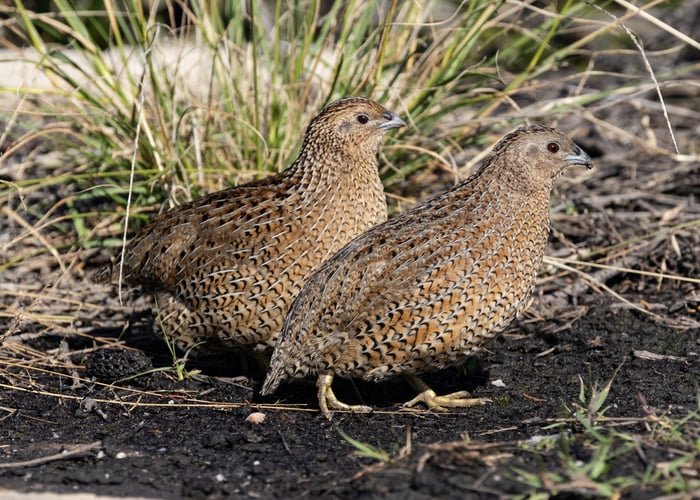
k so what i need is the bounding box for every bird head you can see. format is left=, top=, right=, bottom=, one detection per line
left=486, top=124, right=593, bottom=191
left=301, top=97, right=406, bottom=161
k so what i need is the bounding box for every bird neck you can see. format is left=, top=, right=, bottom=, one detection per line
left=447, top=166, right=553, bottom=234
left=286, top=149, right=383, bottom=198
left=471, top=159, right=553, bottom=199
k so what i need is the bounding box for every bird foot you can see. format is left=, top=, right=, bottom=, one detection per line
left=317, top=373, right=373, bottom=420
left=402, top=389, right=488, bottom=412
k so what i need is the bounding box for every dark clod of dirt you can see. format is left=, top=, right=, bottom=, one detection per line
left=84, top=347, right=153, bottom=382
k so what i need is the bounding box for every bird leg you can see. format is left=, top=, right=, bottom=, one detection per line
left=402, top=375, right=488, bottom=411
left=317, top=373, right=373, bottom=419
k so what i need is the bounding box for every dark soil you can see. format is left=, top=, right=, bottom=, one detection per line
left=1, top=294, right=699, bottom=499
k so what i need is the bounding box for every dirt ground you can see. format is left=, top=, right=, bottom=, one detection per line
left=0, top=292, right=698, bottom=499
left=2, top=41, right=700, bottom=500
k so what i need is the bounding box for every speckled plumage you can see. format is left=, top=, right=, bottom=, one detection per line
left=261, top=125, right=593, bottom=417
left=100, top=97, right=405, bottom=352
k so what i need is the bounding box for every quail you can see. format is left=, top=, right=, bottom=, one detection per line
left=99, top=97, right=406, bottom=353
left=261, top=125, right=593, bottom=418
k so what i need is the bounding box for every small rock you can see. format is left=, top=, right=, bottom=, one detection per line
left=245, top=412, right=266, bottom=425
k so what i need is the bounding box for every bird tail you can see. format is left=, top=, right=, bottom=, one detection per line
left=261, top=350, right=315, bottom=395
left=261, top=342, right=305, bottom=395
left=260, top=364, right=284, bottom=396
left=262, top=296, right=320, bottom=395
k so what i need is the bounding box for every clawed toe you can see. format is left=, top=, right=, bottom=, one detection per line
left=402, top=388, right=488, bottom=411
left=317, top=373, right=373, bottom=419
left=403, top=375, right=489, bottom=412
left=323, top=398, right=373, bottom=419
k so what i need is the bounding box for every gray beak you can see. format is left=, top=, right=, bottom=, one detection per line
left=565, top=144, right=593, bottom=169
left=378, top=111, right=407, bottom=130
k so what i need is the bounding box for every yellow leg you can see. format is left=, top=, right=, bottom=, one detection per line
left=403, top=375, right=489, bottom=411
left=317, top=373, right=373, bottom=419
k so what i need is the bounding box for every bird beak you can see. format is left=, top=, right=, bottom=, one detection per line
left=565, top=145, right=593, bottom=170
left=378, top=112, right=407, bottom=130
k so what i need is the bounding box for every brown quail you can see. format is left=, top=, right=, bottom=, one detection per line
left=261, top=125, right=593, bottom=418
left=100, top=97, right=405, bottom=353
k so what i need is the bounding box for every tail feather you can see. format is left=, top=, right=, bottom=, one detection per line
left=261, top=355, right=312, bottom=395
left=260, top=362, right=287, bottom=396
left=260, top=353, right=292, bottom=396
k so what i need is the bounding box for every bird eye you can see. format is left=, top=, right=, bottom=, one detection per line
left=356, top=113, right=370, bottom=124
left=547, top=142, right=560, bottom=153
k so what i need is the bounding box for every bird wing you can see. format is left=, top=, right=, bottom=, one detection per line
left=278, top=211, right=455, bottom=365
left=276, top=189, right=518, bottom=381
left=121, top=181, right=290, bottom=291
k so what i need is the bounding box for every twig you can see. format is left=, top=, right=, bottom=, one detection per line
left=592, top=0, right=681, bottom=153
left=0, top=441, right=102, bottom=469
left=0, top=405, right=17, bottom=416
left=547, top=258, right=662, bottom=320
left=276, top=429, right=292, bottom=455
left=613, top=0, right=700, bottom=51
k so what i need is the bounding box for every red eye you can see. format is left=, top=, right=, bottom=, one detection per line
left=356, top=114, right=370, bottom=124
left=547, top=142, right=560, bottom=153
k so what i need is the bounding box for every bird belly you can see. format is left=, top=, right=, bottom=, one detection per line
left=333, top=243, right=542, bottom=383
